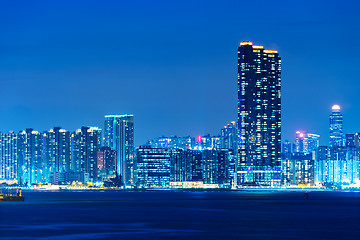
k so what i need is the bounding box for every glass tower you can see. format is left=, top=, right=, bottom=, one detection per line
left=329, top=104, right=344, bottom=147
left=104, top=115, right=134, bottom=186
left=237, top=41, right=281, bottom=185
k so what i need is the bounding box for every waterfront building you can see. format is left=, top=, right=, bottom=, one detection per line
left=44, top=127, right=71, bottom=180
left=18, top=129, right=44, bottom=184
left=50, top=171, right=89, bottom=184
left=136, top=147, right=231, bottom=188
left=329, top=105, right=344, bottom=147
left=282, top=153, right=315, bottom=186
left=185, top=149, right=203, bottom=181
left=237, top=41, right=281, bottom=186
left=104, top=115, right=134, bottom=186
left=315, top=146, right=359, bottom=185
left=0, top=132, right=19, bottom=180
left=202, top=149, right=229, bottom=185
left=97, top=146, right=117, bottom=180
left=72, top=127, right=99, bottom=182
left=136, top=147, right=172, bottom=188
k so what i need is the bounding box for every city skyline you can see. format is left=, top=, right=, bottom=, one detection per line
left=1, top=1, right=360, bottom=147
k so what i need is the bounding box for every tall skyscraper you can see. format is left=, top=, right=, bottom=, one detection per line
left=18, top=129, right=44, bottom=184
left=72, top=127, right=99, bottom=182
left=0, top=132, right=19, bottom=181
left=329, top=105, right=344, bottom=147
left=44, top=127, right=71, bottom=178
left=104, top=115, right=134, bottom=186
left=237, top=41, right=281, bottom=185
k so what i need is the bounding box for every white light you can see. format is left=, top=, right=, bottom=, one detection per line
left=332, top=104, right=341, bottom=111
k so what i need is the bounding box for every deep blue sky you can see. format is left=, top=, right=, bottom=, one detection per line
left=1, top=0, right=359, bottom=146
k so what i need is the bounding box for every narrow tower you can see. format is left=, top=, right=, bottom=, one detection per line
left=329, top=104, right=344, bottom=147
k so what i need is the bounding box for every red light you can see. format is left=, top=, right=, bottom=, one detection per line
left=197, top=135, right=202, bottom=143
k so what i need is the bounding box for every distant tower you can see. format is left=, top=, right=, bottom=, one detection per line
left=329, top=105, right=344, bottom=147
left=294, top=131, right=305, bottom=153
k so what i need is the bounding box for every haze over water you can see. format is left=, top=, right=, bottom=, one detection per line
left=1, top=190, right=359, bottom=239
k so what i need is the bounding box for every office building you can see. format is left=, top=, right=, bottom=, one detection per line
left=237, top=41, right=282, bottom=186
left=136, top=147, right=172, bottom=188
left=329, top=105, right=344, bottom=147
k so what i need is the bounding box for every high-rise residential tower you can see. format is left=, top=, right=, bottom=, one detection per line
left=237, top=41, right=282, bottom=185
left=18, top=129, right=44, bottom=184
left=329, top=104, right=344, bottom=147
left=72, top=127, right=99, bottom=182
left=44, top=127, right=71, bottom=179
left=104, top=115, right=134, bottom=186
left=0, top=132, right=19, bottom=181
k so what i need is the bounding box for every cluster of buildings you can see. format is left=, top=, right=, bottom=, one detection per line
left=137, top=121, right=238, bottom=188
left=0, top=115, right=134, bottom=186
left=283, top=105, right=360, bottom=187
left=0, top=41, right=358, bottom=189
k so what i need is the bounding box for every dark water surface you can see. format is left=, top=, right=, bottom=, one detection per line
left=1, top=190, right=360, bottom=239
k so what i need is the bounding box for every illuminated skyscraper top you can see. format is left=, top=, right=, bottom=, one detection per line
left=329, top=104, right=344, bottom=147
left=237, top=41, right=281, bottom=169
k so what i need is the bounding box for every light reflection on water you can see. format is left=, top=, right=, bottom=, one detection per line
left=0, top=190, right=359, bottom=239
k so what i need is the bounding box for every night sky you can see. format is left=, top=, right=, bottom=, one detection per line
left=1, top=0, right=359, bottom=146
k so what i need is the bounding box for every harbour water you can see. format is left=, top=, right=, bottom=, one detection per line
left=0, top=190, right=359, bottom=239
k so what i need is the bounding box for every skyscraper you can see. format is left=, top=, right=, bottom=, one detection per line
left=18, top=129, right=44, bottom=184
left=72, top=127, right=99, bottom=182
left=329, top=104, right=344, bottom=147
left=237, top=41, right=281, bottom=185
left=44, top=127, right=71, bottom=178
left=104, top=115, right=134, bottom=186
left=0, top=132, right=19, bottom=181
